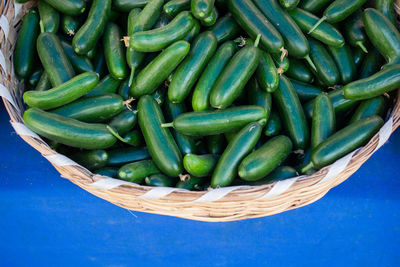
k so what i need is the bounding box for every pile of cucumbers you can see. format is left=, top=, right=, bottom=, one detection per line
left=14, top=0, right=400, bottom=190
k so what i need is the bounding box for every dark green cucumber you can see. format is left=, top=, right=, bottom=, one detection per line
left=290, top=79, right=323, bottom=102
left=200, top=6, right=218, bottom=27
left=38, top=1, right=60, bottom=33
left=43, top=0, right=86, bottom=16
left=344, top=65, right=400, bottom=100
left=130, top=41, right=190, bottom=97
left=61, top=39, right=94, bottom=73
left=311, top=93, right=336, bottom=149
left=353, top=47, right=365, bottom=68
left=163, top=105, right=267, bottom=136
left=118, top=160, right=160, bottom=183
left=272, top=52, right=290, bottom=74
left=169, top=31, right=217, bottom=103
left=71, top=149, right=108, bottom=170
left=128, top=11, right=195, bottom=52
left=349, top=96, right=386, bottom=124
left=374, top=0, right=396, bottom=25
left=227, top=0, right=284, bottom=53
left=92, top=46, right=107, bottom=78
left=28, top=69, right=43, bottom=89
left=108, top=110, right=137, bottom=136
left=253, top=0, right=310, bottom=58
left=61, top=15, right=82, bottom=36
left=164, top=99, right=198, bottom=155
left=95, top=167, right=119, bottom=178
left=302, top=116, right=383, bottom=172
left=256, top=51, right=279, bottom=92
left=118, top=79, right=130, bottom=100
left=363, top=8, right=400, bottom=67
left=249, top=166, right=297, bottom=185
left=14, top=9, right=39, bottom=79
left=192, top=40, right=237, bottom=111
left=152, top=87, right=166, bottom=106
left=24, top=108, right=116, bottom=149
left=210, top=37, right=260, bottom=109
left=308, top=38, right=340, bottom=87
left=273, top=75, right=309, bottom=150
left=37, top=33, right=75, bottom=86
left=145, top=174, right=176, bottom=187
left=211, top=122, right=262, bottom=187
left=246, top=79, right=272, bottom=122
left=183, top=154, right=219, bottom=177
left=300, top=0, right=330, bottom=13
left=191, top=0, right=215, bottom=19
left=264, top=111, right=282, bottom=137
left=164, top=0, right=191, bottom=18
left=238, top=135, right=292, bottom=181
left=113, top=0, right=149, bottom=11
left=343, top=10, right=369, bottom=53
left=103, top=23, right=128, bottom=80
left=183, top=19, right=200, bottom=42
left=153, top=13, right=171, bottom=28
left=279, top=0, right=299, bottom=10
left=72, top=0, right=111, bottom=55
left=138, top=95, right=183, bottom=177
left=289, top=8, right=344, bottom=48
left=35, top=71, right=51, bottom=91
left=176, top=176, right=205, bottom=190
left=86, top=74, right=121, bottom=97
left=209, top=14, right=240, bottom=43
left=206, top=134, right=226, bottom=154
left=286, top=58, right=314, bottom=84
left=107, top=147, right=150, bottom=167
left=123, top=130, right=144, bottom=147
left=23, top=72, right=99, bottom=110
left=327, top=44, right=356, bottom=85
left=359, top=49, right=385, bottom=79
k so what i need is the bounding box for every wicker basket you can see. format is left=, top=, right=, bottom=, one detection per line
left=1, top=0, right=400, bottom=222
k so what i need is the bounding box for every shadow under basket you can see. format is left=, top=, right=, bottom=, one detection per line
left=1, top=0, right=400, bottom=222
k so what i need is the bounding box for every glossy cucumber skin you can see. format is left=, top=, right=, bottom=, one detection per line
left=272, top=52, right=290, bottom=73
left=129, top=11, right=195, bottom=52
left=206, top=134, right=226, bottom=154
left=323, top=0, right=367, bottom=23
left=153, top=13, right=171, bottom=28
left=28, top=69, right=43, bottom=89
left=253, top=0, right=309, bottom=58
left=51, top=94, right=124, bottom=123
left=138, top=95, right=183, bottom=177
left=164, top=0, right=191, bottom=18
left=176, top=176, right=205, bottom=190
left=118, top=160, right=160, bottom=183
left=349, top=96, right=386, bottom=124
left=200, top=6, right=218, bottom=27
left=103, top=23, right=128, bottom=80
left=289, top=8, right=344, bottom=47
left=169, top=32, right=218, bottom=103
left=211, top=122, right=262, bottom=188
left=72, top=0, right=111, bottom=55
left=23, top=72, right=99, bottom=110
left=279, top=0, right=299, bottom=10
left=210, top=45, right=260, bottom=109
left=344, top=65, right=400, bottom=100
left=35, top=71, right=51, bottom=91
left=353, top=47, right=365, bottom=69
left=209, top=14, right=240, bottom=43
left=249, top=166, right=297, bottom=185
left=191, top=0, right=215, bottom=19
left=256, top=51, right=279, bottom=92
left=61, top=15, right=82, bottom=36
left=327, top=44, right=356, bottom=85
left=363, top=8, right=400, bottom=66
left=311, top=94, right=336, bottom=149
left=300, top=0, right=330, bottom=13
left=38, top=1, right=60, bottom=33
left=60, top=39, right=94, bottom=73
left=164, top=99, right=198, bottom=155
left=227, top=0, right=284, bottom=53
left=145, top=174, right=176, bottom=187
left=359, top=49, right=384, bottom=79
left=37, top=33, right=75, bottom=86
left=130, top=41, right=190, bottom=97
left=344, top=10, right=368, bottom=50
left=118, top=79, right=130, bottom=100
left=264, top=111, right=282, bottom=137
left=24, top=108, right=116, bottom=149
left=108, top=110, right=137, bottom=136
left=14, top=9, right=39, bottom=79
left=43, top=0, right=86, bottom=16
left=246, top=79, right=272, bottom=123
left=286, top=58, right=314, bottom=84
left=113, top=0, right=149, bottom=11
left=107, top=147, right=150, bottom=167
left=95, top=167, right=119, bottom=178
left=183, top=154, right=219, bottom=177
left=171, top=106, right=267, bottom=136
left=308, top=39, right=340, bottom=87
left=71, top=150, right=108, bottom=170
left=290, top=79, right=322, bottom=102
left=374, top=0, right=396, bottom=25
left=86, top=74, right=121, bottom=97
left=192, top=41, right=237, bottom=111
left=273, top=76, right=309, bottom=150
left=123, top=130, right=144, bottom=147
left=183, top=19, right=201, bottom=42
left=310, top=116, right=383, bottom=170
left=239, top=135, right=293, bottom=181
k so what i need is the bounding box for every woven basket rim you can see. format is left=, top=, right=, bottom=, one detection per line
left=1, top=0, right=400, bottom=222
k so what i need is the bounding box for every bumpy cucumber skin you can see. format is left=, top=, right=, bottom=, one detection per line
left=374, top=0, right=396, bottom=25
left=71, top=150, right=108, bottom=170
left=273, top=75, right=309, bottom=150
left=169, top=31, right=218, bottom=103
left=246, top=79, right=272, bottom=123
left=86, top=74, right=121, bottom=97
left=130, top=41, right=190, bottom=97
left=191, top=0, right=215, bottom=19
left=38, top=1, right=60, bottom=33
left=108, top=110, right=137, bottom=136
left=72, top=0, right=111, bottom=55
left=290, top=79, right=322, bottom=102
left=164, top=0, right=191, bottom=18
left=211, top=122, right=262, bottom=187
left=209, top=14, right=240, bottom=43
left=349, top=96, right=386, bottom=124
left=300, top=0, right=330, bottom=13
left=103, top=23, right=128, bottom=80
left=43, top=0, right=86, bottom=16
left=107, top=147, right=150, bottom=167
left=285, top=58, right=314, bottom=84
left=311, top=93, right=336, bottom=149
left=24, top=108, right=116, bottom=149
left=14, top=9, right=39, bottom=79
left=61, top=39, right=94, bottom=74
left=138, top=95, right=183, bottom=177
left=183, top=154, right=219, bottom=177
left=323, top=0, right=367, bottom=23
left=264, top=111, right=282, bottom=137
left=256, top=51, right=280, bottom=92
left=118, top=160, right=160, bottom=183
left=327, top=44, right=356, bottom=85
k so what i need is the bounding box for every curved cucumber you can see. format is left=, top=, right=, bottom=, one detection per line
left=327, top=44, right=356, bottom=85
left=86, top=74, right=121, bottom=97
left=108, top=110, right=137, bottom=136
left=256, top=50, right=279, bottom=92
left=107, top=147, right=150, bottom=167
left=43, top=0, right=86, bottom=16
left=209, top=14, right=240, bottom=43
left=264, top=111, right=282, bottom=137
left=290, top=79, right=322, bottom=102
left=311, top=93, right=336, bottom=149
left=103, top=22, right=128, bottom=80
left=118, top=160, right=160, bottom=183
left=183, top=154, right=219, bottom=177
left=61, top=39, right=94, bottom=73
left=38, top=1, right=60, bottom=33
left=286, top=58, right=314, bottom=84
left=71, top=150, right=108, bottom=170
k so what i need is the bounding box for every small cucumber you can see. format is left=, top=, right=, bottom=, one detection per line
left=103, top=23, right=128, bottom=80
left=38, top=1, right=60, bottom=33
left=123, top=130, right=144, bottom=147
left=343, top=10, right=369, bottom=53
left=256, top=50, right=280, bottom=92
left=145, top=174, right=176, bottom=187
left=349, top=96, right=386, bottom=124
left=118, top=160, right=160, bottom=183
left=279, top=0, right=299, bottom=10
left=272, top=52, right=290, bottom=74
left=191, top=0, right=215, bottom=19
left=108, top=110, right=137, bottom=136
left=209, top=14, right=240, bottom=43
left=327, top=44, right=356, bottom=85
left=86, top=74, right=121, bottom=97
left=290, top=79, right=323, bottom=102
left=61, top=15, right=82, bottom=36
left=183, top=154, right=219, bottom=177
left=118, top=79, right=130, bottom=100
left=286, top=58, right=314, bottom=84
left=107, top=147, right=150, bottom=167
left=176, top=176, right=205, bottom=190
left=311, top=93, right=336, bottom=149
left=61, top=39, right=94, bottom=73
left=353, top=47, right=365, bottom=69
left=164, top=0, right=191, bottom=18
left=71, top=150, right=108, bottom=170
left=264, top=111, right=282, bottom=137
left=200, top=6, right=218, bottom=27
left=43, top=0, right=86, bottom=16
left=95, top=167, right=119, bottom=178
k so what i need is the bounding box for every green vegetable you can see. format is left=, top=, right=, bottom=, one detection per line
left=118, top=160, right=160, bottom=183
left=38, top=1, right=60, bottom=33
left=108, top=110, right=137, bottom=136
left=107, top=147, right=150, bottom=166
left=191, top=0, right=215, bottom=19
left=145, top=174, right=176, bottom=187
left=311, top=93, right=336, bottom=149
left=103, top=22, right=128, bottom=80
left=43, top=0, right=86, bottom=16
left=71, top=150, right=108, bottom=170
left=184, top=154, right=219, bottom=177
left=349, top=96, right=386, bottom=124
left=209, top=14, right=240, bottom=43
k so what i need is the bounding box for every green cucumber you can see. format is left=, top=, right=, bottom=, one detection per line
left=286, top=58, right=314, bottom=84
left=374, top=0, right=396, bottom=25
left=103, top=23, right=128, bottom=80
left=153, top=13, right=171, bottom=28
left=191, top=0, right=215, bottom=19
left=152, top=87, right=166, bottom=106
left=249, top=166, right=297, bottom=185
left=71, top=150, right=108, bottom=170
left=300, top=0, right=330, bottom=13
left=164, top=0, right=191, bottom=18
left=123, top=130, right=144, bottom=147
left=24, top=108, right=116, bottom=149
left=200, top=6, right=218, bottom=27
left=279, top=0, right=299, bottom=10
left=145, top=174, right=176, bottom=187
left=61, top=15, right=82, bottom=36
left=264, top=111, right=282, bottom=137
left=169, top=31, right=218, bottom=103
left=211, top=122, right=262, bottom=187
left=61, top=39, right=94, bottom=73
left=23, top=72, right=99, bottom=110
left=327, top=44, right=356, bottom=85
left=359, top=49, right=385, bottom=79
left=343, top=10, right=369, bottom=53
left=118, top=160, right=160, bottom=183
left=256, top=50, right=279, bottom=92
left=183, top=19, right=201, bottom=42
left=107, top=147, right=150, bottom=167
left=353, top=47, right=365, bottom=68
left=239, top=135, right=292, bottom=181
left=209, top=14, right=240, bottom=43
left=28, top=69, right=43, bottom=89
left=92, top=47, right=107, bottom=78
left=86, top=74, right=121, bottom=97
left=138, top=95, right=183, bottom=177
left=176, top=176, right=205, bottom=190
left=206, top=134, right=226, bottom=154
left=113, top=0, right=149, bottom=11
left=43, top=0, right=86, bottom=16
left=38, top=1, right=60, bottom=33
left=349, top=96, right=386, bottom=124
left=35, top=71, right=51, bottom=91
left=183, top=154, right=219, bottom=177
left=272, top=52, right=290, bottom=74
left=290, top=78, right=323, bottom=102
left=118, top=79, right=130, bottom=100
left=246, top=79, right=272, bottom=122
left=108, top=110, right=137, bottom=136
left=95, top=167, right=118, bottom=178
left=311, top=93, right=336, bottom=149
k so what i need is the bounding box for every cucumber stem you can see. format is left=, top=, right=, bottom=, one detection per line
left=280, top=47, right=288, bottom=62
left=39, top=20, right=45, bottom=33
left=128, top=67, right=135, bottom=87
left=161, top=122, right=174, bottom=128
left=254, top=34, right=261, bottom=48
left=356, top=41, right=368, bottom=53
left=308, top=16, right=326, bottom=34
left=305, top=55, right=317, bottom=72
left=106, top=126, right=129, bottom=143
left=301, top=162, right=314, bottom=174
left=122, top=36, right=130, bottom=47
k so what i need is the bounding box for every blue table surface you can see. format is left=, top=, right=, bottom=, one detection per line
left=0, top=101, right=399, bottom=267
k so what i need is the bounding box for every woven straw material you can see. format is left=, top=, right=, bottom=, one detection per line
left=1, top=0, right=400, bottom=222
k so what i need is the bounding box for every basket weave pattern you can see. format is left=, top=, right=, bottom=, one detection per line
left=1, top=0, right=400, bottom=222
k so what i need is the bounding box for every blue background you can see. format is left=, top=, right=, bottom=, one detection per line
left=0, top=100, right=399, bottom=267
